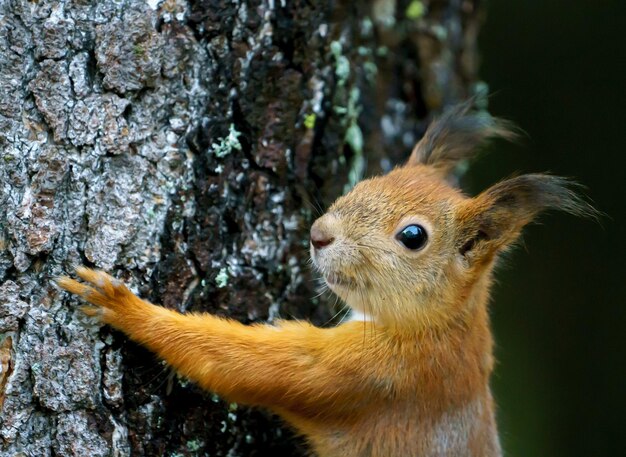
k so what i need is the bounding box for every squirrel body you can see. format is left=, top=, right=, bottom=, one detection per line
left=58, top=105, right=592, bottom=457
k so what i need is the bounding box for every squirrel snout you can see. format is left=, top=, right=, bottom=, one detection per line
left=310, top=224, right=335, bottom=250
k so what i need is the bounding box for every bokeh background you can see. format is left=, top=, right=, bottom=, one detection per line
left=472, top=1, right=626, bottom=455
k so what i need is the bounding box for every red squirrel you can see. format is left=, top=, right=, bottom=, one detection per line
left=57, top=105, right=593, bottom=457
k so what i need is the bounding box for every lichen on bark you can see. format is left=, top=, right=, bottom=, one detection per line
left=0, top=0, right=484, bottom=455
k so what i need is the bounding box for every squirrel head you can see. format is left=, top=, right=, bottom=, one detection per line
left=311, top=103, right=595, bottom=330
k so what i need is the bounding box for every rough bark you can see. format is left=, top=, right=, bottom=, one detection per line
left=0, top=0, right=484, bottom=455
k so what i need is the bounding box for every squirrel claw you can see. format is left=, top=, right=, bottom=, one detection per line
left=56, top=267, right=134, bottom=317
left=79, top=305, right=105, bottom=318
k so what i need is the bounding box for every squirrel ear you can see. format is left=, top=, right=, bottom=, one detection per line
left=457, top=174, right=597, bottom=262
left=406, top=102, right=516, bottom=175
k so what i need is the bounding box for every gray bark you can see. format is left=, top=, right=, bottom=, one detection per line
left=0, top=0, right=484, bottom=455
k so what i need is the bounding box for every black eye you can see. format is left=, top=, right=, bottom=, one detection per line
left=396, top=224, right=428, bottom=250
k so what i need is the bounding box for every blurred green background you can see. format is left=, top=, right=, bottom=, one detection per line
left=473, top=1, right=626, bottom=455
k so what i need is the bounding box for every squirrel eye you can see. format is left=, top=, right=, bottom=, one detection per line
left=396, top=224, right=428, bottom=250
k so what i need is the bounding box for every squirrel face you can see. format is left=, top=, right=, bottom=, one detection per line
left=311, top=104, right=594, bottom=329
left=311, top=165, right=467, bottom=326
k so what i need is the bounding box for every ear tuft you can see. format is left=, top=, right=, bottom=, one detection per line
left=459, top=174, right=599, bottom=262
left=407, top=101, right=517, bottom=173
left=484, top=174, right=598, bottom=221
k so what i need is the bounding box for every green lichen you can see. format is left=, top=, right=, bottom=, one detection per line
left=330, top=40, right=350, bottom=86
left=211, top=124, right=242, bottom=158
left=345, top=125, right=365, bottom=191
left=215, top=267, right=229, bottom=288
left=345, top=123, right=363, bottom=157
left=346, top=150, right=365, bottom=191
left=363, top=61, right=378, bottom=83
left=360, top=17, right=373, bottom=37
left=328, top=42, right=366, bottom=191
left=406, top=0, right=425, bottom=20
left=431, top=24, right=448, bottom=41
left=343, top=88, right=365, bottom=191
left=373, top=0, right=397, bottom=28
left=304, top=113, right=316, bottom=129
left=357, top=46, right=371, bottom=57
left=186, top=439, right=204, bottom=452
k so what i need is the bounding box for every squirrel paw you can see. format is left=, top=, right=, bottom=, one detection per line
left=56, top=267, right=139, bottom=322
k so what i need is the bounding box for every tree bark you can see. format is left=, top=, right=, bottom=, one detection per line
left=0, top=0, right=484, bottom=455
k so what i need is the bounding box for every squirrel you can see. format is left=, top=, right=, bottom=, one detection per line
left=57, top=104, right=594, bottom=457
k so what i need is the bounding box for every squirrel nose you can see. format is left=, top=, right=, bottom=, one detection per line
left=310, top=224, right=335, bottom=250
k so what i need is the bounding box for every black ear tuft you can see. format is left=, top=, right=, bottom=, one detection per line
left=408, top=101, right=517, bottom=173
left=459, top=174, right=599, bottom=261
left=484, top=174, right=599, bottom=221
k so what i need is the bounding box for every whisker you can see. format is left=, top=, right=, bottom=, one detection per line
left=325, top=301, right=350, bottom=326
left=355, top=243, right=397, bottom=256
left=311, top=285, right=330, bottom=300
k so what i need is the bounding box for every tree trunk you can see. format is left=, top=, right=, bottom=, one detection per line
left=0, top=0, right=483, bottom=455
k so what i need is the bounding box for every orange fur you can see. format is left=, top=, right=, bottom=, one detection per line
left=57, top=106, right=593, bottom=456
